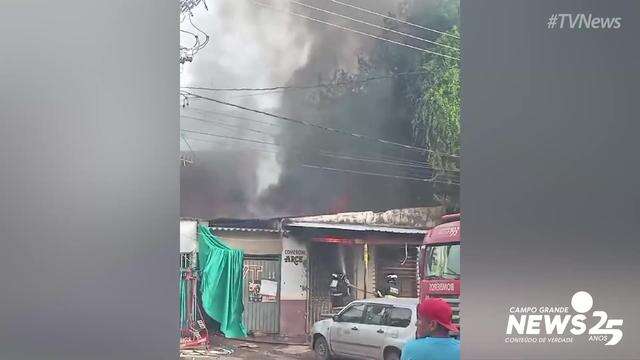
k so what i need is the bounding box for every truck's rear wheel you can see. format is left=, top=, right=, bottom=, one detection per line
left=313, top=336, right=332, bottom=360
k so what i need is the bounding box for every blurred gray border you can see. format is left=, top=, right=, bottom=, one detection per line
left=0, top=1, right=178, bottom=359
left=461, top=0, right=640, bottom=359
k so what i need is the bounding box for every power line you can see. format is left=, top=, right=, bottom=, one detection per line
left=250, top=0, right=458, bottom=60
left=184, top=128, right=459, bottom=173
left=181, top=115, right=279, bottom=137
left=181, top=70, right=429, bottom=92
left=180, top=134, right=196, bottom=166
left=181, top=133, right=196, bottom=154
left=314, top=151, right=458, bottom=172
left=227, top=90, right=284, bottom=99
left=182, top=129, right=278, bottom=147
left=185, top=135, right=280, bottom=154
left=301, top=164, right=459, bottom=185
left=180, top=91, right=459, bottom=158
left=183, top=107, right=281, bottom=128
left=180, top=1, right=210, bottom=64
left=329, top=0, right=459, bottom=39
left=182, top=132, right=455, bottom=184
left=182, top=89, right=421, bottom=152
left=180, top=29, right=200, bottom=48
left=288, top=0, right=459, bottom=51
left=187, top=14, right=210, bottom=55
left=180, top=0, right=208, bottom=14
left=182, top=109, right=450, bottom=168
left=182, top=113, right=460, bottom=173
left=180, top=129, right=460, bottom=176
left=186, top=130, right=457, bottom=172
left=183, top=107, right=454, bottom=167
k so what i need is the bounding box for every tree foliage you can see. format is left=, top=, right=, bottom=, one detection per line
left=319, top=1, right=461, bottom=208
left=412, top=26, right=460, bottom=209
left=261, top=1, right=461, bottom=213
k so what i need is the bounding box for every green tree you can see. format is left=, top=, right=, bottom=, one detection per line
left=412, top=26, right=461, bottom=210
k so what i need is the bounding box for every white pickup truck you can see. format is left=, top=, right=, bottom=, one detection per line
left=310, top=297, right=418, bottom=360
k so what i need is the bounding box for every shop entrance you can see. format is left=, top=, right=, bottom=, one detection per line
left=306, top=242, right=357, bottom=332
left=242, top=256, right=281, bottom=334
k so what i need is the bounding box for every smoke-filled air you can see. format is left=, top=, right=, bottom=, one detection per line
left=180, top=0, right=460, bottom=219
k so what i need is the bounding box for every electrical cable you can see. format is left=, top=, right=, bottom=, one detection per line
left=184, top=107, right=281, bottom=128
left=188, top=14, right=210, bottom=54
left=180, top=29, right=200, bottom=49
left=250, top=0, right=458, bottom=60
left=181, top=129, right=278, bottom=147
left=329, top=0, right=459, bottom=39
left=181, top=133, right=196, bottom=156
left=180, top=91, right=459, bottom=157
left=181, top=115, right=280, bottom=137
left=183, top=133, right=456, bottom=184
left=181, top=70, right=429, bottom=92
left=180, top=130, right=460, bottom=178
left=288, top=0, right=459, bottom=51
left=182, top=107, right=459, bottom=170
left=185, top=135, right=280, bottom=154
left=180, top=0, right=210, bottom=64
left=301, top=164, right=459, bottom=185
left=183, top=129, right=458, bottom=173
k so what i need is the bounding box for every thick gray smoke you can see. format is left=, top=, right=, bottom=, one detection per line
left=180, top=0, right=315, bottom=218
left=181, top=0, right=456, bottom=219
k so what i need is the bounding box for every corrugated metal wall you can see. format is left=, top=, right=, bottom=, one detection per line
left=242, top=257, right=281, bottom=334
left=307, top=243, right=333, bottom=332
left=375, top=245, right=418, bottom=297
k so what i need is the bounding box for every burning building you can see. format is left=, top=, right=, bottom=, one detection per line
left=180, top=206, right=445, bottom=339
left=284, top=206, right=445, bottom=332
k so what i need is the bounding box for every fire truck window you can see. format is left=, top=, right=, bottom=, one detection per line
left=446, top=246, right=460, bottom=276
left=429, top=246, right=446, bottom=275
left=363, top=304, right=389, bottom=325
left=339, top=303, right=365, bottom=323
left=386, top=307, right=412, bottom=328
left=426, top=244, right=460, bottom=278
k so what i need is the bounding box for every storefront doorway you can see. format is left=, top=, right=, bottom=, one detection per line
left=242, top=256, right=281, bottom=334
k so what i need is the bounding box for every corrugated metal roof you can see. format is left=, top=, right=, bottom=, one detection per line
left=285, top=221, right=428, bottom=234
left=286, top=207, right=444, bottom=231
left=209, top=227, right=280, bottom=233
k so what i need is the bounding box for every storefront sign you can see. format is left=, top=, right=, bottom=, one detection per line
left=284, top=249, right=306, bottom=265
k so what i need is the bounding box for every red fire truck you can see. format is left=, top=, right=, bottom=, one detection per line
left=418, top=213, right=460, bottom=329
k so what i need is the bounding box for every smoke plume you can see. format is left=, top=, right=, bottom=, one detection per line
left=181, top=0, right=456, bottom=219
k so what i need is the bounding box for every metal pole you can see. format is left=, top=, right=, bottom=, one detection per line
left=363, top=244, right=368, bottom=299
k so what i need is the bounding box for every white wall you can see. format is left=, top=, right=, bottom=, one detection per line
left=280, top=234, right=308, bottom=300
left=214, top=231, right=282, bottom=255
left=179, top=220, right=198, bottom=253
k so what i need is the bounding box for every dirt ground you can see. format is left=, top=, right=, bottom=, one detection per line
left=180, top=338, right=315, bottom=360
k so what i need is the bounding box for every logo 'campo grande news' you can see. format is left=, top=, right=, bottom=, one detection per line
left=505, top=291, right=623, bottom=346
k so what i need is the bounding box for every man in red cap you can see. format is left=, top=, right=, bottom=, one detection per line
left=401, top=298, right=460, bottom=360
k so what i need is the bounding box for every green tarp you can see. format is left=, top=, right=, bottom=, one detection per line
left=198, top=225, right=247, bottom=338
left=179, top=274, right=187, bottom=329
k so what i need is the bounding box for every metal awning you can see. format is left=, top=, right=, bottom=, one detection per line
left=285, top=221, right=427, bottom=234
left=209, top=227, right=280, bottom=233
